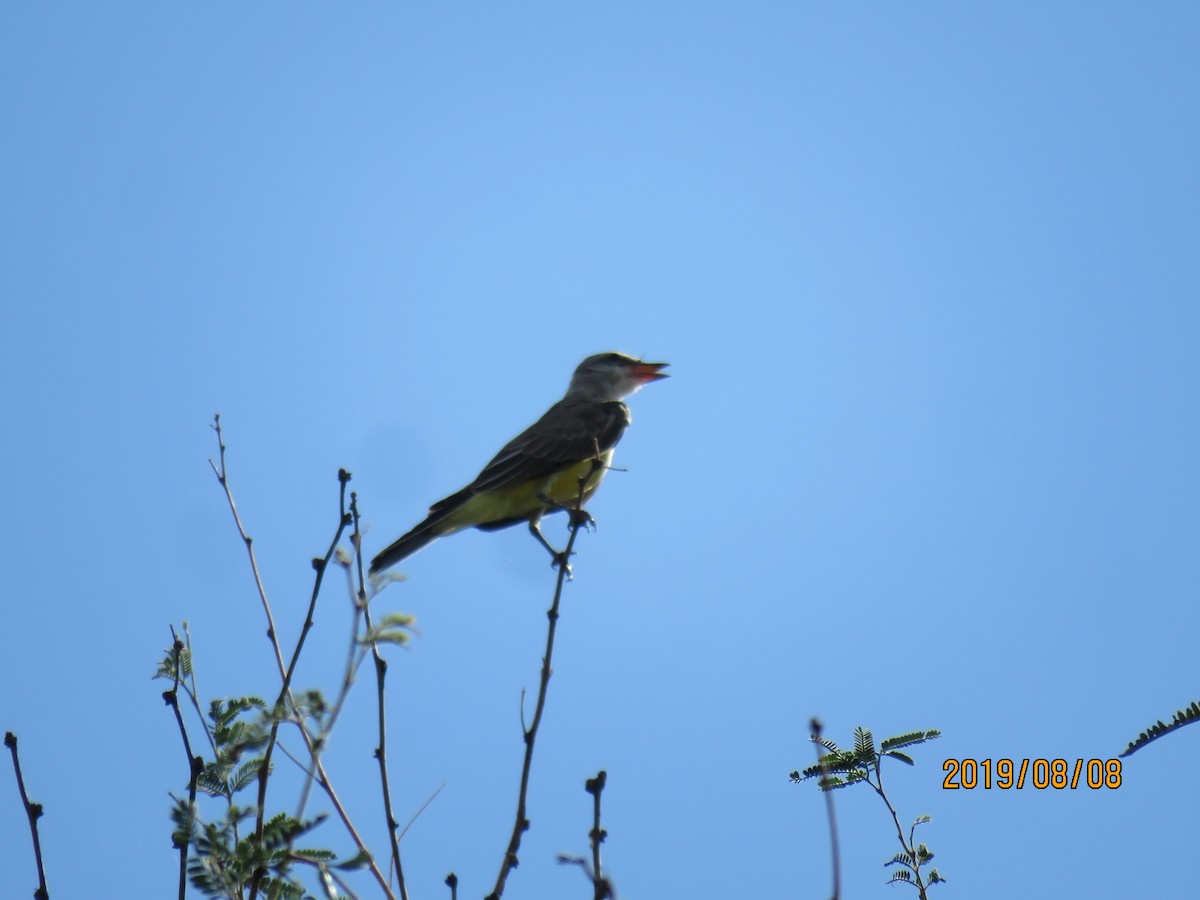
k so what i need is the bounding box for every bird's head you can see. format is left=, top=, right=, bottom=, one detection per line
left=568, top=352, right=670, bottom=402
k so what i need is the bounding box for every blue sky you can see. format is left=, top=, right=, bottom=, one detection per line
left=2, top=3, right=1198, bottom=898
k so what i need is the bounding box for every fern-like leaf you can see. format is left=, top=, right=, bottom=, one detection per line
left=197, top=764, right=232, bottom=798
left=229, top=758, right=264, bottom=794
left=155, top=644, right=193, bottom=681
left=881, top=730, right=941, bottom=752
left=259, top=874, right=306, bottom=900
left=209, top=696, right=266, bottom=732
left=854, top=726, right=876, bottom=759
left=810, top=734, right=840, bottom=754
left=293, top=848, right=338, bottom=863
left=1121, top=700, right=1200, bottom=757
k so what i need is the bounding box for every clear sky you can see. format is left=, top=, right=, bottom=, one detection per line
left=2, top=3, right=1198, bottom=898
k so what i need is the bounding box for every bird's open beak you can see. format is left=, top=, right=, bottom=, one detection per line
left=629, top=361, right=670, bottom=383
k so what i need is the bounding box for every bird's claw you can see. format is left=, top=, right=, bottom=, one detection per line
left=568, top=508, right=596, bottom=531
left=551, top=550, right=576, bottom=580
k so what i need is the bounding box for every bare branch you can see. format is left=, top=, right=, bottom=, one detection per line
left=351, top=489, right=410, bottom=900
left=5, top=732, right=50, bottom=900
left=585, top=770, right=612, bottom=900
left=487, top=457, right=601, bottom=899
left=811, top=717, right=841, bottom=900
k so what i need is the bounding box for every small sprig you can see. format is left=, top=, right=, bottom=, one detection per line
left=793, top=726, right=945, bottom=898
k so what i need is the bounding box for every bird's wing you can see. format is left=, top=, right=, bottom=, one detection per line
left=457, top=399, right=631, bottom=498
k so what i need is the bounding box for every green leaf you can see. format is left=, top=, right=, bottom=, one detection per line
left=810, top=735, right=840, bottom=754
left=259, top=875, right=306, bottom=900
left=154, top=644, right=193, bottom=681
left=197, top=766, right=231, bottom=799
left=293, top=848, right=338, bottom=863
left=1121, top=700, right=1200, bottom=757
left=333, top=849, right=373, bottom=871
left=881, top=730, right=941, bottom=751
left=853, top=726, right=876, bottom=758
left=362, top=612, right=416, bottom=646
left=210, top=696, right=267, bottom=730
left=795, top=751, right=864, bottom=781
left=817, top=776, right=850, bottom=791
left=230, top=759, right=264, bottom=794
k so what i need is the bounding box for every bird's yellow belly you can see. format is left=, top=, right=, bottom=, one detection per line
left=444, top=450, right=614, bottom=531
left=537, top=450, right=613, bottom=506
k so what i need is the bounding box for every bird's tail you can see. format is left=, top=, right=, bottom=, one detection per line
left=369, top=488, right=472, bottom=574
left=369, top=524, right=441, bottom=574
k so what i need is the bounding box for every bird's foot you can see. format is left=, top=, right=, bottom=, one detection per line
left=551, top=549, right=576, bottom=580
left=537, top=492, right=595, bottom=530
left=530, top=516, right=576, bottom=578
left=568, top=508, right=596, bottom=531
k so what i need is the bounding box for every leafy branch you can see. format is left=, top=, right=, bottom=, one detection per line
left=793, top=726, right=946, bottom=898
left=157, top=415, right=415, bottom=898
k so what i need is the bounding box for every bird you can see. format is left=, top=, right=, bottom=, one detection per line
left=370, top=352, right=668, bottom=575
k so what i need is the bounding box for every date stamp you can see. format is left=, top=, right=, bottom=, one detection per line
left=942, top=758, right=1122, bottom=790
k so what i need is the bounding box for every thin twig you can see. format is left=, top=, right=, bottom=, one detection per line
left=209, top=414, right=287, bottom=681
left=175, top=623, right=219, bottom=758
left=209, top=417, right=394, bottom=900
left=351, top=490, right=409, bottom=900
left=169, top=626, right=238, bottom=843
left=811, top=718, right=841, bottom=900
left=292, top=552, right=371, bottom=823
left=586, top=770, right=611, bottom=900
left=5, top=732, right=49, bottom=900
left=871, top=761, right=929, bottom=900
left=487, top=458, right=600, bottom=900
left=308, top=759, right=391, bottom=896
left=557, top=854, right=593, bottom=883
left=247, top=467, right=352, bottom=899
left=163, top=629, right=204, bottom=900
left=445, top=872, right=458, bottom=899
left=328, top=867, right=361, bottom=900
left=397, top=782, right=446, bottom=842
left=276, top=740, right=319, bottom=781
left=289, top=853, right=363, bottom=900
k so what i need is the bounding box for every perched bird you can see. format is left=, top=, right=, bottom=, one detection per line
left=370, top=352, right=668, bottom=574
